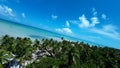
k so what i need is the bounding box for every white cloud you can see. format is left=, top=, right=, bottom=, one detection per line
left=102, top=24, right=119, bottom=36
left=79, top=14, right=90, bottom=28
left=90, top=17, right=99, bottom=27
left=79, top=14, right=99, bottom=28
left=91, top=24, right=120, bottom=40
left=78, top=8, right=99, bottom=28
left=21, top=13, right=26, bottom=18
left=102, top=14, right=107, bottom=20
left=66, top=21, right=70, bottom=27
left=56, top=28, right=72, bottom=34
left=78, top=14, right=120, bottom=40
left=56, top=21, right=72, bottom=35
left=77, top=14, right=120, bottom=40
left=0, top=5, right=15, bottom=17
left=51, top=14, right=58, bottom=20
left=92, top=8, right=97, bottom=16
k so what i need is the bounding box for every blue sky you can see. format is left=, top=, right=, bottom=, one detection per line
left=0, top=0, right=120, bottom=48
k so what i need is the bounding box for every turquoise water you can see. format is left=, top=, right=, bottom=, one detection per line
left=0, top=19, right=81, bottom=41
left=0, top=19, right=103, bottom=47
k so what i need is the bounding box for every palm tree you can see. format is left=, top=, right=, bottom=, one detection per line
left=33, top=39, right=41, bottom=50
left=0, top=49, right=13, bottom=64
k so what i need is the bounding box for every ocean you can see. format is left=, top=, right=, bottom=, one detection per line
left=0, top=19, right=103, bottom=47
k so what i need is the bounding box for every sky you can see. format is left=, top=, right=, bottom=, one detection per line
left=0, top=0, right=120, bottom=48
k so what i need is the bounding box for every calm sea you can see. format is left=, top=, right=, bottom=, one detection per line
left=0, top=19, right=103, bottom=47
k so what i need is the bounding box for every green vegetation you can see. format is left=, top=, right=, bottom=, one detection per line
left=0, top=35, right=120, bottom=68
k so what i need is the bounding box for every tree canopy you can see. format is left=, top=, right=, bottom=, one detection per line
left=0, top=35, right=120, bottom=68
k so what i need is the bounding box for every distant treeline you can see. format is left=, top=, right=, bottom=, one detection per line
left=0, top=35, right=120, bottom=68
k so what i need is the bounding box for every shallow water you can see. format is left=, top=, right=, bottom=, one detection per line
left=0, top=19, right=59, bottom=40
left=0, top=19, right=110, bottom=48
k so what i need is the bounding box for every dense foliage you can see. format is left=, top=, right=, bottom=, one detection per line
left=0, top=35, right=120, bottom=68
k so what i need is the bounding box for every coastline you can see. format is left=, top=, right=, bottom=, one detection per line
left=0, top=18, right=104, bottom=47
